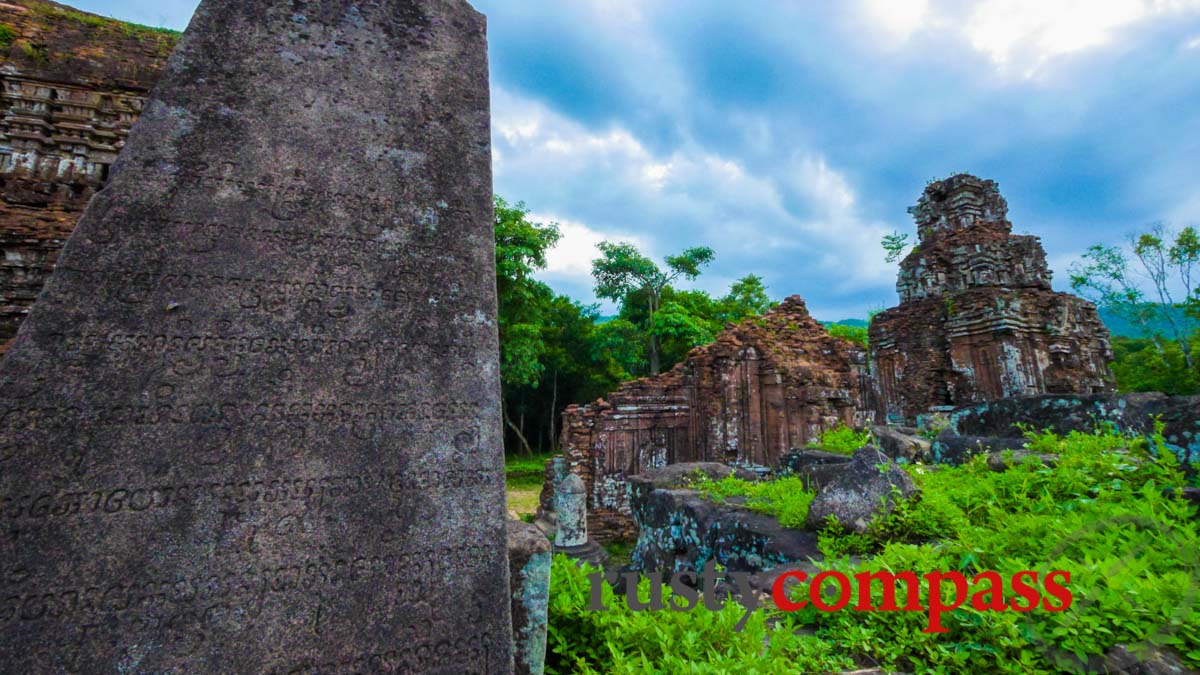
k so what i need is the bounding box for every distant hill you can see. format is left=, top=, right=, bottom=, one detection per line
left=817, top=308, right=1196, bottom=340
left=1098, top=305, right=1195, bottom=339
left=825, top=318, right=868, bottom=328
left=605, top=309, right=1190, bottom=340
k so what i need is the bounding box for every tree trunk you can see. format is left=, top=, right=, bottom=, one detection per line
left=503, top=404, right=533, bottom=457
left=648, top=291, right=661, bottom=374
left=548, top=369, right=558, bottom=452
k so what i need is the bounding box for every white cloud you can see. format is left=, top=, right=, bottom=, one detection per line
left=795, top=154, right=856, bottom=213
left=963, top=0, right=1200, bottom=76
left=494, top=88, right=906, bottom=303
left=1187, top=34, right=1200, bottom=48
left=532, top=215, right=648, bottom=285
left=859, top=0, right=931, bottom=43
left=858, top=0, right=1200, bottom=76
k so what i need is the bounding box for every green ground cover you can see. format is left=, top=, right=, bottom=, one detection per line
left=808, top=423, right=873, bottom=455
left=546, top=425, right=1200, bottom=673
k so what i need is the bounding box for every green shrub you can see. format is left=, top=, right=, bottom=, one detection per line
left=546, top=554, right=855, bottom=674
left=828, top=323, right=868, bottom=346
left=692, top=474, right=815, bottom=528
left=796, top=423, right=1200, bottom=673
left=810, top=423, right=872, bottom=455
left=548, top=424, right=1200, bottom=672
left=0, top=24, right=15, bottom=50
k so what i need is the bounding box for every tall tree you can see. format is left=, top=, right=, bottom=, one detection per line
left=591, top=241, right=715, bottom=373
left=1070, top=223, right=1200, bottom=371
left=718, top=274, right=773, bottom=322
left=494, top=196, right=560, bottom=454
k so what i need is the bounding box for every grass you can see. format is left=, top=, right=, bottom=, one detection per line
left=27, top=1, right=180, bottom=43
left=506, top=453, right=553, bottom=520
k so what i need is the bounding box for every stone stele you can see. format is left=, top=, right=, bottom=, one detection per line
left=0, top=0, right=512, bottom=672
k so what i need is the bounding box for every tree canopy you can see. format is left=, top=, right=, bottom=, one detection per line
left=1071, top=223, right=1200, bottom=394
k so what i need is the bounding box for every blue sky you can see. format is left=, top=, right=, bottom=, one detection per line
left=73, top=0, right=1200, bottom=320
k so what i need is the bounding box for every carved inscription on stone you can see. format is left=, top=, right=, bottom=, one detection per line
left=0, top=0, right=509, bottom=671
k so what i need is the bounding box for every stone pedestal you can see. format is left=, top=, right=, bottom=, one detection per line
left=554, top=473, right=609, bottom=566
left=533, top=455, right=568, bottom=536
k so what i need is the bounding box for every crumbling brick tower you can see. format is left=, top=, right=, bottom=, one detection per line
left=0, top=1, right=177, bottom=355
left=869, top=174, right=1114, bottom=422
left=553, top=296, right=874, bottom=540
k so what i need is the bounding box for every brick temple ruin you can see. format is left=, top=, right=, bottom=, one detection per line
left=552, top=296, right=874, bottom=539
left=869, top=174, right=1114, bottom=422
left=0, top=0, right=176, bottom=354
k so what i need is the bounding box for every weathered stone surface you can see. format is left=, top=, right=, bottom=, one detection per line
left=947, top=393, right=1200, bottom=470
left=870, top=174, right=1114, bottom=422
left=871, top=425, right=932, bottom=463
left=0, top=0, right=512, bottom=671
left=779, top=448, right=853, bottom=489
left=623, top=461, right=760, bottom=489
left=629, top=463, right=822, bottom=574
left=551, top=472, right=608, bottom=567
left=508, top=520, right=551, bottom=675
left=805, top=447, right=917, bottom=532
left=1, top=1, right=179, bottom=356
left=1099, top=644, right=1192, bottom=675
left=985, top=450, right=1057, bottom=472
left=557, top=296, right=874, bottom=542
left=554, top=473, right=588, bottom=548
left=533, top=454, right=567, bottom=536
left=930, top=431, right=1029, bottom=465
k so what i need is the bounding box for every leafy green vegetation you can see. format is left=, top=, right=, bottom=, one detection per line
left=19, top=41, right=48, bottom=62
left=493, top=197, right=781, bottom=456
left=494, top=198, right=624, bottom=455
left=808, top=423, right=873, bottom=455
left=692, top=474, right=816, bottom=529
left=799, top=424, right=1199, bottom=673
left=1072, top=224, right=1200, bottom=394
left=547, top=554, right=856, bottom=674
left=22, top=0, right=178, bottom=57
left=548, top=426, right=1200, bottom=673
left=882, top=230, right=912, bottom=263
left=1110, top=334, right=1200, bottom=395
left=592, top=241, right=716, bottom=374
left=827, top=322, right=868, bottom=346
left=0, top=23, right=16, bottom=50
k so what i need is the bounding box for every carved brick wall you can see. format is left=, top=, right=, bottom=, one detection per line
left=0, top=0, right=176, bottom=354
left=869, top=174, right=1114, bottom=422
left=557, top=296, right=874, bottom=539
